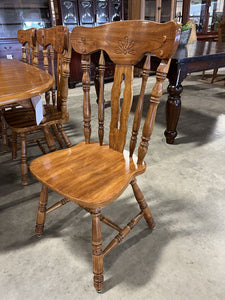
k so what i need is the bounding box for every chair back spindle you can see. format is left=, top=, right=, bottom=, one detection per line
left=81, top=54, right=91, bottom=144
left=137, top=59, right=171, bottom=164
left=98, top=50, right=106, bottom=145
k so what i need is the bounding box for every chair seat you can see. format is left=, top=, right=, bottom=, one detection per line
left=30, top=142, right=146, bottom=208
left=4, top=105, right=67, bottom=132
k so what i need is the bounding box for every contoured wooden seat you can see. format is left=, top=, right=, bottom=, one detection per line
left=30, top=20, right=181, bottom=292
left=4, top=26, right=72, bottom=185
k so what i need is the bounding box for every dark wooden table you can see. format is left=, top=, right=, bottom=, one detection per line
left=163, top=41, right=225, bottom=144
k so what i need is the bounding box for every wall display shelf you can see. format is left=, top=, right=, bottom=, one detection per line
left=0, top=0, right=127, bottom=87
left=0, top=0, right=54, bottom=60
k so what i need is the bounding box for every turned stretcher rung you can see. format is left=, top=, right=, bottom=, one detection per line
left=83, top=207, right=122, bottom=232
left=46, top=198, right=70, bottom=214
left=103, top=211, right=144, bottom=257
left=100, top=215, right=122, bottom=232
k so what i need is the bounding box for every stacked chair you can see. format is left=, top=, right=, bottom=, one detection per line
left=3, top=26, right=72, bottom=185
left=30, top=20, right=181, bottom=292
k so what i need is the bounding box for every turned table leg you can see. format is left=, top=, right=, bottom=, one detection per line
left=164, top=83, right=183, bottom=144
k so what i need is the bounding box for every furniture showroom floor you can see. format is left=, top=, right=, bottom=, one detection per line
left=0, top=70, right=225, bottom=300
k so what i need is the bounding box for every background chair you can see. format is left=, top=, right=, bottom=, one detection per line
left=4, top=26, right=72, bottom=185
left=0, top=28, right=39, bottom=153
left=202, top=18, right=225, bottom=83
left=187, top=19, right=197, bottom=43
left=30, top=20, right=181, bottom=292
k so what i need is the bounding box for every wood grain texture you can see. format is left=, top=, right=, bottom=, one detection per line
left=109, top=64, right=133, bottom=152
left=30, top=142, right=146, bottom=208
left=0, top=59, right=53, bottom=106
left=37, top=26, right=69, bottom=54
left=71, top=20, right=181, bottom=64
left=31, top=20, right=181, bottom=292
left=98, top=50, right=105, bottom=146
left=17, top=28, right=39, bottom=66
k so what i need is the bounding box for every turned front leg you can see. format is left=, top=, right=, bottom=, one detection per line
left=91, top=208, right=104, bottom=292
left=164, top=83, right=183, bottom=144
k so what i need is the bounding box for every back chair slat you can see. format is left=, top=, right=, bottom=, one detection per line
left=109, top=64, right=133, bottom=152
left=17, top=28, right=39, bottom=67
left=37, top=26, right=71, bottom=116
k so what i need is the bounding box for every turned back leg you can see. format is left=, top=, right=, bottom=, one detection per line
left=130, top=179, right=156, bottom=229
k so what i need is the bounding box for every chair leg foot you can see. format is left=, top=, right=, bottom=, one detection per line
left=35, top=184, right=48, bottom=236
left=130, top=179, right=156, bottom=229
left=91, top=208, right=104, bottom=292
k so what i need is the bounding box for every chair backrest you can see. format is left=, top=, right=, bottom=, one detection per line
left=218, top=19, right=225, bottom=42
left=188, top=19, right=197, bottom=43
left=36, top=25, right=71, bottom=119
left=17, top=28, right=39, bottom=67
left=70, top=20, right=180, bottom=164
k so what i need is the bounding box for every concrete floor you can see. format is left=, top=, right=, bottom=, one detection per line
left=0, top=70, right=225, bottom=300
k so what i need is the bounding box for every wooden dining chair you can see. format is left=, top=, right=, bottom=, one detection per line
left=30, top=20, right=181, bottom=292
left=4, top=26, right=72, bottom=185
left=202, top=19, right=225, bottom=83
left=0, top=28, right=39, bottom=153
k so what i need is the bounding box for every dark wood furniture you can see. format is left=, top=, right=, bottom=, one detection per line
left=57, top=0, right=127, bottom=87
left=155, top=41, right=225, bottom=144
left=30, top=20, right=181, bottom=292
left=0, top=0, right=55, bottom=61
left=4, top=26, right=71, bottom=185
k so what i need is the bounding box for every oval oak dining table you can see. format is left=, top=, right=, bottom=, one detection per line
left=0, top=58, right=54, bottom=106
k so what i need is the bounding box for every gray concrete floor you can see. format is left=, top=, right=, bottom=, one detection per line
left=0, top=70, right=225, bottom=300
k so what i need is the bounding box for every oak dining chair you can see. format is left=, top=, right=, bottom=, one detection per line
left=4, top=26, right=72, bottom=185
left=0, top=28, right=39, bottom=153
left=202, top=19, right=225, bottom=84
left=210, top=19, right=225, bottom=84
left=30, top=20, right=181, bottom=292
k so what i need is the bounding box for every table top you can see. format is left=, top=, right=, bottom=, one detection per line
left=0, top=59, right=54, bottom=106
left=173, top=41, right=225, bottom=62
